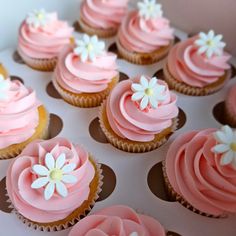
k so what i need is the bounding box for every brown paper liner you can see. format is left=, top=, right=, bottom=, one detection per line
left=0, top=63, right=8, bottom=78
left=162, top=161, right=227, bottom=218
left=52, top=74, right=119, bottom=108
left=7, top=157, right=103, bottom=231
left=116, top=39, right=174, bottom=65
left=18, top=49, right=57, bottom=72
left=0, top=106, right=49, bottom=160
left=78, top=18, right=117, bottom=38
left=99, top=101, right=178, bottom=153
left=163, top=63, right=231, bottom=96
left=225, top=102, right=236, bottom=127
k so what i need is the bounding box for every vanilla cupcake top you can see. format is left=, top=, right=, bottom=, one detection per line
left=18, top=9, right=73, bottom=59
left=167, top=30, right=231, bottom=87
left=0, top=75, right=41, bottom=149
left=118, top=0, right=174, bottom=53
left=55, top=34, right=118, bottom=93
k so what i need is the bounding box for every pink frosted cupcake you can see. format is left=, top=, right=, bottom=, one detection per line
left=225, top=85, right=236, bottom=127
left=164, top=30, right=232, bottom=96
left=69, top=205, right=166, bottom=236
left=6, top=137, right=102, bottom=231
left=18, top=9, right=73, bottom=71
left=53, top=34, right=119, bottom=108
left=164, top=125, right=236, bottom=217
left=117, top=0, right=174, bottom=65
left=79, top=0, right=129, bottom=38
left=0, top=74, right=48, bottom=159
left=99, top=75, right=179, bottom=153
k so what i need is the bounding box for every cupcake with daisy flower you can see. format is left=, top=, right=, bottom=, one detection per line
left=53, top=34, right=119, bottom=108
left=18, top=9, right=73, bottom=71
left=99, top=75, right=179, bottom=153
left=117, top=0, right=174, bottom=65
left=164, top=30, right=232, bottom=96
left=6, top=137, right=102, bottom=231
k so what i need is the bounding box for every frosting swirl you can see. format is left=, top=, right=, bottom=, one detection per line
left=118, top=11, right=174, bottom=53
left=6, top=138, right=95, bottom=223
left=106, top=77, right=178, bottom=142
left=18, top=12, right=73, bottom=59
left=165, top=129, right=236, bottom=216
left=55, top=46, right=118, bottom=93
left=0, top=79, right=41, bottom=149
left=167, top=37, right=231, bottom=88
left=69, top=205, right=165, bottom=236
left=80, top=0, right=128, bottom=30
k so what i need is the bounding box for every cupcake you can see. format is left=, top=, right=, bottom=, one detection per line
left=99, top=75, right=179, bottom=153
left=6, top=137, right=103, bottom=231
left=0, top=74, right=49, bottom=159
left=79, top=0, right=129, bottom=38
left=69, top=205, right=166, bottom=236
left=163, top=125, right=236, bottom=217
left=18, top=9, right=73, bottom=71
left=117, top=0, right=174, bottom=65
left=53, top=34, right=119, bottom=108
left=0, top=63, right=8, bottom=78
left=164, top=30, right=232, bottom=96
left=225, top=85, right=236, bottom=127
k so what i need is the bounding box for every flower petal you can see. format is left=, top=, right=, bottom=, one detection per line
left=31, top=177, right=49, bottom=189
left=140, top=95, right=149, bottom=110
left=212, top=144, right=230, bottom=154
left=131, top=83, right=144, bottom=92
left=149, top=77, right=157, bottom=88
left=81, top=49, right=88, bottom=62
left=74, top=46, right=84, bottom=55
left=149, top=96, right=158, bottom=109
left=89, top=51, right=96, bottom=61
left=32, top=165, right=49, bottom=176
left=45, top=153, right=55, bottom=170
left=131, top=91, right=145, bottom=101
left=220, top=151, right=233, bottom=166
left=56, top=181, right=68, bottom=198
left=62, top=174, right=77, bottom=184
left=62, top=163, right=76, bottom=173
left=198, top=45, right=208, bottom=54
left=56, top=153, right=66, bottom=169
left=91, top=35, right=98, bottom=44
left=83, top=34, right=90, bottom=44
left=222, top=125, right=233, bottom=141
left=44, top=182, right=55, bottom=200
left=140, top=76, right=148, bottom=88
left=214, top=130, right=230, bottom=144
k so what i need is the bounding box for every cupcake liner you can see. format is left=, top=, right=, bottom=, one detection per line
left=52, top=74, right=119, bottom=108
left=116, top=39, right=174, bottom=65
left=99, top=101, right=178, bottom=153
left=0, top=106, right=49, bottom=160
left=224, top=102, right=236, bottom=127
left=163, top=63, right=231, bottom=96
left=7, top=156, right=103, bottom=231
left=0, top=63, right=8, bottom=78
left=78, top=18, right=117, bottom=38
left=18, top=48, right=57, bottom=72
left=162, top=161, right=227, bottom=218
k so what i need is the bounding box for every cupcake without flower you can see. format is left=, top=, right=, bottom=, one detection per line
left=6, top=137, right=102, bottom=231
left=53, top=34, right=119, bottom=108
left=225, top=85, right=236, bottom=127
left=0, top=74, right=48, bottom=159
left=18, top=9, right=73, bottom=71
left=69, top=205, right=166, bottom=236
left=117, top=0, right=174, bottom=65
left=164, top=30, right=232, bottom=96
left=163, top=125, right=236, bottom=217
left=99, top=75, right=179, bottom=153
left=79, top=0, right=129, bottom=38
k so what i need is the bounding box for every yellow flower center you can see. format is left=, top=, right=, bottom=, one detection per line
left=206, top=40, right=215, bottom=47
left=87, top=43, right=93, bottom=52
left=148, top=5, right=154, bottom=12
left=145, top=88, right=153, bottom=96
left=50, top=169, right=63, bottom=181
left=230, top=142, right=236, bottom=152
left=37, top=13, right=44, bottom=20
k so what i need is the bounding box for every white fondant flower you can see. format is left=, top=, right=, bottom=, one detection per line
left=131, top=76, right=166, bottom=110
left=31, top=152, right=77, bottom=200
left=26, top=9, right=50, bottom=28
left=130, top=232, right=139, bottom=236
left=73, top=34, right=105, bottom=62
left=195, top=30, right=226, bottom=59
left=137, top=0, right=163, bottom=20
left=0, top=74, right=10, bottom=100
left=212, top=125, right=236, bottom=169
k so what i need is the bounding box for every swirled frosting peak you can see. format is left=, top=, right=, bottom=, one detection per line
left=18, top=10, right=73, bottom=59
left=69, top=205, right=166, bottom=236
left=0, top=78, right=41, bottom=149
left=6, top=138, right=95, bottom=223
left=166, top=126, right=236, bottom=216
left=106, top=76, right=178, bottom=142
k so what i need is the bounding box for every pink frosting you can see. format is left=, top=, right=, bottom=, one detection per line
left=0, top=79, right=41, bottom=149
left=166, top=129, right=236, bottom=216
left=80, top=0, right=128, bottom=30
left=69, top=205, right=165, bottom=236
left=6, top=138, right=95, bottom=223
left=167, top=36, right=231, bottom=88
left=106, top=77, right=178, bottom=142
left=226, top=85, right=236, bottom=116
left=118, top=11, right=174, bottom=53
left=55, top=46, right=118, bottom=93
left=18, top=13, right=73, bottom=59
